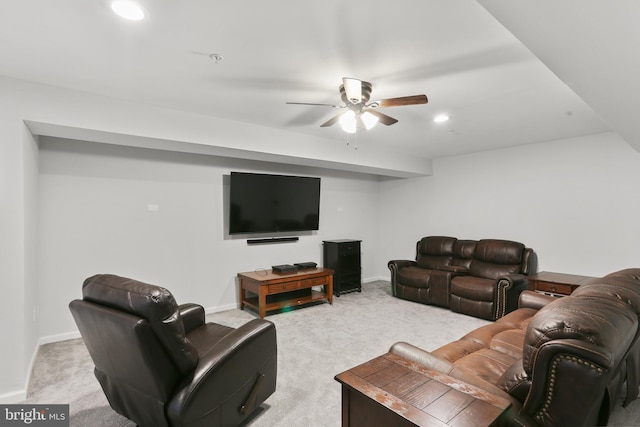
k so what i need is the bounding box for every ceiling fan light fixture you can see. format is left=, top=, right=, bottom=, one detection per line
left=361, top=111, right=379, bottom=130
left=287, top=77, right=427, bottom=133
left=434, top=114, right=450, bottom=123
left=339, top=110, right=357, bottom=133
left=343, top=78, right=363, bottom=104
left=111, top=1, right=146, bottom=21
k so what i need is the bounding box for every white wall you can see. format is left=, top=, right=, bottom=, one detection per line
left=22, top=127, right=40, bottom=395
left=0, top=115, right=39, bottom=399
left=377, top=131, right=640, bottom=277
left=37, top=137, right=381, bottom=340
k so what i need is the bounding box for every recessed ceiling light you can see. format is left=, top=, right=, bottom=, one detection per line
left=433, top=114, right=450, bottom=123
left=111, top=1, right=146, bottom=21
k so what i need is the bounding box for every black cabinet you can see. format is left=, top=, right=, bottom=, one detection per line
left=323, top=239, right=361, bottom=296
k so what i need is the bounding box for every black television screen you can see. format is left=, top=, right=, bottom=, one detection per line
left=229, top=172, right=321, bottom=235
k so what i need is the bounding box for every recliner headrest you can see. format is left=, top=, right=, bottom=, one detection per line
left=416, top=236, right=457, bottom=270
left=473, top=239, right=524, bottom=264
left=417, top=236, right=457, bottom=256
left=83, top=274, right=178, bottom=321
left=573, top=269, right=640, bottom=316
left=523, top=295, right=637, bottom=374
left=82, top=274, right=198, bottom=375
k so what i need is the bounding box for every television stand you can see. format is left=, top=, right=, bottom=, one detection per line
left=237, top=268, right=334, bottom=318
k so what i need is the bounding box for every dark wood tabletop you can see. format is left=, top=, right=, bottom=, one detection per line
left=335, top=352, right=512, bottom=426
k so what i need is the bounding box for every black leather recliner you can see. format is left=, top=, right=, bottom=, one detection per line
left=69, top=274, right=277, bottom=427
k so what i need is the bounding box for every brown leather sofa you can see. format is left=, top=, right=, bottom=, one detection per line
left=390, top=268, right=640, bottom=427
left=69, top=274, right=277, bottom=427
left=388, top=236, right=537, bottom=320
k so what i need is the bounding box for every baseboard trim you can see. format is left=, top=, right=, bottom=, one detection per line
left=205, top=303, right=238, bottom=315
left=39, top=331, right=81, bottom=346
left=363, top=275, right=388, bottom=283
left=22, top=338, right=41, bottom=403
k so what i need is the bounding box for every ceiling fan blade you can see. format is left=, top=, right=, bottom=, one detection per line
left=320, top=113, right=343, bottom=127
left=373, top=94, right=428, bottom=108
left=286, top=102, right=343, bottom=108
left=364, top=109, right=398, bottom=126
left=342, top=77, right=363, bottom=104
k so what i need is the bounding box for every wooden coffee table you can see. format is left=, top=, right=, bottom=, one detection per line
left=335, top=352, right=512, bottom=427
left=238, top=268, right=333, bottom=318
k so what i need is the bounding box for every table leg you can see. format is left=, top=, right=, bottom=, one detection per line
left=239, top=278, right=245, bottom=310
left=341, top=386, right=350, bottom=427
left=259, top=287, right=267, bottom=318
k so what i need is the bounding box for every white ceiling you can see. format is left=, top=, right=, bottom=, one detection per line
left=1, top=1, right=636, bottom=166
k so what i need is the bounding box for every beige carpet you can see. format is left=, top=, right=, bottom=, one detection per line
left=25, top=281, right=640, bottom=426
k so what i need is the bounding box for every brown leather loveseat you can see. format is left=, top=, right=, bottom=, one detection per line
left=390, top=268, right=640, bottom=427
left=388, top=236, right=537, bottom=320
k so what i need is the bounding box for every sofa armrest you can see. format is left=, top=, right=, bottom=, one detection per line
left=389, top=342, right=454, bottom=373
left=495, top=274, right=529, bottom=318
left=518, top=290, right=555, bottom=310
left=388, top=260, right=416, bottom=297
left=524, top=339, right=614, bottom=426
left=179, top=303, right=205, bottom=334
left=387, top=259, right=416, bottom=270
left=167, top=319, right=277, bottom=426
left=496, top=273, right=528, bottom=296
left=499, top=273, right=528, bottom=288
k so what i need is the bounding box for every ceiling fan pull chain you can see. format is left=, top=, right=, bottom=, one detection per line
left=345, top=132, right=358, bottom=150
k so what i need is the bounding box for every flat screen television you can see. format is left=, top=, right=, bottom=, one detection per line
left=229, top=172, right=321, bottom=235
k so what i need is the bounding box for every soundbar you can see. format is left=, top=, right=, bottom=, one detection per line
left=247, top=237, right=299, bottom=245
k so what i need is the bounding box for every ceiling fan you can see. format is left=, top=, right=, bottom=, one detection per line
left=286, top=77, right=428, bottom=133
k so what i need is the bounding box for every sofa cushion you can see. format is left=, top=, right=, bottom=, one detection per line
left=432, top=309, right=533, bottom=362
left=449, top=348, right=518, bottom=384
left=451, top=240, right=476, bottom=269
left=397, top=265, right=454, bottom=290
left=431, top=309, right=531, bottom=386
left=396, top=266, right=432, bottom=288
left=490, top=329, right=526, bottom=360
left=469, top=239, right=525, bottom=279
left=450, top=276, right=495, bottom=301
left=416, top=236, right=456, bottom=270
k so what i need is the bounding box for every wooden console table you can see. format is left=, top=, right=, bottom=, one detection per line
left=528, top=271, right=595, bottom=296
left=238, top=268, right=333, bottom=318
left=335, top=352, right=511, bottom=427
